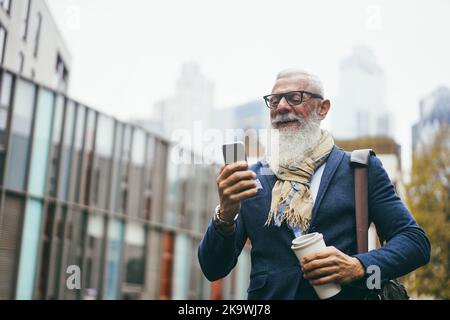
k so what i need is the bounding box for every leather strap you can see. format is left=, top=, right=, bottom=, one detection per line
left=350, top=149, right=376, bottom=254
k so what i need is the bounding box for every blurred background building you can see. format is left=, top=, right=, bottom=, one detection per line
left=330, top=46, right=393, bottom=140
left=412, top=86, right=450, bottom=154
left=0, top=1, right=251, bottom=300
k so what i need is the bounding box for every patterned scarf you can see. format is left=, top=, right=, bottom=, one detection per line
left=265, top=130, right=334, bottom=231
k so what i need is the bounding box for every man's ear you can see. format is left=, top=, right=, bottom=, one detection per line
left=317, top=99, right=331, bottom=120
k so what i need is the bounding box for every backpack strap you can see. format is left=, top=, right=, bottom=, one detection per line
left=350, top=149, right=376, bottom=254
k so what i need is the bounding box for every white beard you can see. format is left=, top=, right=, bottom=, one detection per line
left=266, top=112, right=322, bottom=169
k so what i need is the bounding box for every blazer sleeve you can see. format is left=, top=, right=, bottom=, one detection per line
left=197, top=211, right=248, bottom=282
left=354, top=155, right=431, bottom=281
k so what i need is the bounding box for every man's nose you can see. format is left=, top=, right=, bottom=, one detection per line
left=276, top=97, right=291, bottom=114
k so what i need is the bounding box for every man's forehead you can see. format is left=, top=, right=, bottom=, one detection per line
left=272, top=77, right=312, bottom=93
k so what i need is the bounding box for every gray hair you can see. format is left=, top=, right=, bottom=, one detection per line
left=276, top=69, right=324, bottom=96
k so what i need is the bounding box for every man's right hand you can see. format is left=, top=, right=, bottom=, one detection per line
left=216, top=161, right=258, bottom=221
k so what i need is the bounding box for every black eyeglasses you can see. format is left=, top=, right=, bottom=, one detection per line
left=263, top=91, right=323, bottom=109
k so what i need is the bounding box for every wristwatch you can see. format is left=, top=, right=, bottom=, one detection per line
left=213, top=204, right=239, bottom=228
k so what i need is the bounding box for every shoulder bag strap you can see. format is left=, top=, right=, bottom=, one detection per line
left=350, top=149, right=376, bottom=254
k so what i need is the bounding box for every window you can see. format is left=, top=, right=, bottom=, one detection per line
left=84, top=214, right=105, bottom=300
left=172, top=233, right=192, bottom=299
left=92, top=115, right=114, bottom=209
left=5, top=79, right=35, bottom=191
left=19, top=52, right=24, bottom=74
left=81, top=110, right=96, bottom=205
left=0, top=195, right=25, bottom=299
left=71, top=106, right=85, bottom=202
left=115, top=125, right=131, bottom=213
left=34, top=13, right=42, bottom=57
left=60, top=100, right=75, bottom=200
left=0, top=24, right=6, bottom=65
left=0, top=71, right=13, bottom=185
left=128, top=129, right=146, bottom=218
left=124, top=222, right=146, bottom=285
left=21, top=0, right=31, bottom=40
left=28, top=89, right=55, bottom=196
left=48, top=96, right=64, bottom=197
left=56, top=54, right=69, bottom=91
left=36, top=202, right=56, bottom=299
left=0, top=0, right=11, bottom=14
left=0, top=71, right=13, bottom=108
left=16, top=200, right=44, bottom=299
left=104, top=219, right=124, bottom=300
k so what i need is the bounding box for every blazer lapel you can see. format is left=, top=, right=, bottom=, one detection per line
left=310, top=145, right=345, bottom=225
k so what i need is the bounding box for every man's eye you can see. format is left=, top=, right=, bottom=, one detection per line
left=270, top=97, right=280, bottom=104
left=287, top=94, right=302, bottom=103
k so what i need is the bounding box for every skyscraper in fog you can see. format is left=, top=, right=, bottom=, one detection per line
left=156, top=62, right=214, bottom=145
left=330, top=46, right=392, bottom=139
left=412, top=86, right=450, bottom=153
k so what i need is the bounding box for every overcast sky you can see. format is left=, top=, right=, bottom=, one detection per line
left=46, top=0, right=450, bottom=171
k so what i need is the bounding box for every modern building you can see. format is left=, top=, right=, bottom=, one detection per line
left=0, top=0, right=71, bottom=92
left=412, top=86, right=450, bottom=154
left=336, top=137, right=404, bottom=250
left=0, top=65, right=254, bottom=300
left=330, top=46, right=392, bottom=139
left=0, top=4, right=251, bottom=300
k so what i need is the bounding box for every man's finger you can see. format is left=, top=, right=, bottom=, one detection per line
left=302, top=256, right=336, bottom=273
left=301, top=246, right=336, bottom=265
left=303, top=265, right=339, bottom=280
left=309, top=273, right=339, bottom=286
left=218, top=161, right=248, bottom=181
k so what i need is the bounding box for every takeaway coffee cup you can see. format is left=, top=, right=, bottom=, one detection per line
left=291, top=232, right=342, bottom=299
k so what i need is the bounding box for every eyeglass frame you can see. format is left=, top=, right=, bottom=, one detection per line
left=263, top=90, right=324, bottom=109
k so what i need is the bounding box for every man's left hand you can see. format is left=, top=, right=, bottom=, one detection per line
left=301, top=246, right=366, bottom=285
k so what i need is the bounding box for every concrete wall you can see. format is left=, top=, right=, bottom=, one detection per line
left=0, top=0, right=71, bottom=90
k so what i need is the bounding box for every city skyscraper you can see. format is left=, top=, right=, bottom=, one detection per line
left=412, top=86, right=450, bottom=153
left=330, top=46, right=392, bottom=139
left=156, top=62, right=215, bottom=146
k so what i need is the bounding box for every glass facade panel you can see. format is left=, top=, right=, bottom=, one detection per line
left=48, top=96, right=64, bottom=197
left=115, top=125, right=131, bottom=213
left=84, top=214, right=105, bottom=300
left=0, top=71, right=13, bottom=108
left=92, top=115, right=114, bottom=209
left=71, top=106, right=85, bottom=202
left=82, top=110, right=96, bottom=205
left=16, top=200, right=43, bottom=299
left=172, top=233, right=192, bottom=299
left=165, top=146, right=182, bottom=227
left=60, top=100, right=75, bottom=200
left=111, top=123, right=124, bottom=212
left=28, top=89, right=55, bottom=196
left=124, top=222, right=145, bottom=285
left=104, top=218, right=124, bottom=299
left=128, top=129, right=146, bottom=218
left=6, top=79, right=35, bottom=191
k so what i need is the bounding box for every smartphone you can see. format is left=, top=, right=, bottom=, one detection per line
left=222, top=141, right=247, bottom=165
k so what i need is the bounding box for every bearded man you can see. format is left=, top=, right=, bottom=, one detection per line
left=197, top=70, right=430, bottom=299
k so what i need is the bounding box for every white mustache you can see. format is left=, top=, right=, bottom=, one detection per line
left=271, top=113, right=303, bottom=125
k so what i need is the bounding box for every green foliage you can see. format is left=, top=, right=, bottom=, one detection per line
left=405, top=126, right=450, bottom=299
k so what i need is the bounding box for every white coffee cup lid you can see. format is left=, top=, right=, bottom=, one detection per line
left=291, top=232, right=323, bottom=249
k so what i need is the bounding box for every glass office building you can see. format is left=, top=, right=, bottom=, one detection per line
left=0, top=66, right=251, bottom=300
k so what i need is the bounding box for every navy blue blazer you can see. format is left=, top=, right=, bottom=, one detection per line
left=198, top=146, right=430, bottom=299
